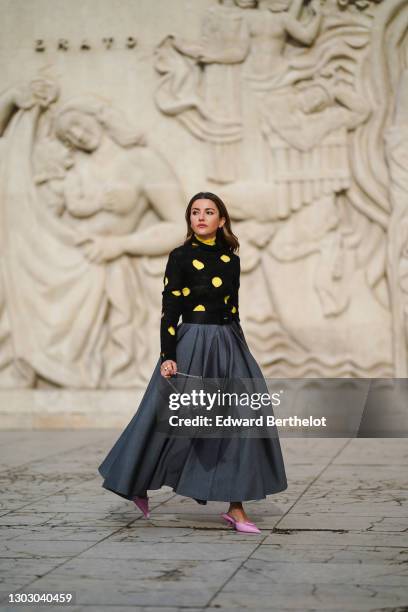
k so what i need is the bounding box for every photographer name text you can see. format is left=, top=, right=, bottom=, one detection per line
left=168, top=415, right=327, bottom=428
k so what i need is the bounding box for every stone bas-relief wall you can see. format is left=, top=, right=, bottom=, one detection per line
left=0, top=0, right=406, bottom=392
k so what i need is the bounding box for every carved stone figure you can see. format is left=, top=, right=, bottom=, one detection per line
left=0, top=79, right=60, bottom=388
left=214, top=0, right=395, bottom=375
left=155, top=0, right=255, bottom=183
left=0, top=83, right=186, bottom=389
left=260, top=78, right=368, bottom=211
left=242, top=0, right=322, bottom=82
left=155, top=0, right=322, bottom=184
left=1, top=0, right=408, bottom=392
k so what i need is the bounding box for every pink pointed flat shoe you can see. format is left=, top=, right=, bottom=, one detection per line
left=133, top=495, right=150, bottom=518
left=221, top=512, right=261, bottom=534
left=221, top=512, right=256, bottom=526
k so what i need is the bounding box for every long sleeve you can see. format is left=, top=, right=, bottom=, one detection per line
left=230, top=256, right=248, bottom=348
left=160, top=249, right=184, bottom=363
left=229, top=256, right=240, bottom=323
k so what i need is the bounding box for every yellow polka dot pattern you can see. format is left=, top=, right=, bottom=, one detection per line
left=160, top=238, right=240, bottom=363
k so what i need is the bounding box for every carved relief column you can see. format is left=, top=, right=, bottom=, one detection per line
left=385, top=69, right=408, bottom=375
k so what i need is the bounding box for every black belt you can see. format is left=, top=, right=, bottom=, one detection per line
left=182, top=311, right=234, bottom=325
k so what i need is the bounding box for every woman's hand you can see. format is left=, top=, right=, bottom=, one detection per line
left=160, top=359, right=177, bottom=378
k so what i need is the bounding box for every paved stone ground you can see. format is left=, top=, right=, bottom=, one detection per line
left=0, top=431, right=407, bottom=611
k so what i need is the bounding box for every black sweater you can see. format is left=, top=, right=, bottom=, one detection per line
left=160, top=233, right=240, bottom=363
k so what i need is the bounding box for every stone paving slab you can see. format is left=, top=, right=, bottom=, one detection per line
left=277, top=512, right=408, bottom=531
left=238, top=557, right=408, bottom=585
left=0, top=430, right=112, bottom=472
left=78, top=540, right=258, bottom=561
left=0, top=431, right=407, bottom=611
left=0, top=539, right=92, bottom=559
left=16, top=565, right=241, bottom=607
left=210, top=583, right=408, bottom=610
left=0, top=510, right=140, bottom=528
left=279, top=438, right=348, bottom=464
left=331, top=437, right=408, bottom=464
left=288, top=500, right=408, bottom=517
left=262, top=529, right=408, bottom=548
left=254, top=542, right=408, bottom=564
left=0, top=525, right=118, bottom=542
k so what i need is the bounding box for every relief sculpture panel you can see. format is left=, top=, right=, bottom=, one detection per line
left=0, top=0, right=407, bottom=388
left=155, top=0, right=405, bottom=377
left=0, top=78, right=186, bottom=388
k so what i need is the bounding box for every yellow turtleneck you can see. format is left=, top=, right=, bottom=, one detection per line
left=194, top=233, right=216, bottom=246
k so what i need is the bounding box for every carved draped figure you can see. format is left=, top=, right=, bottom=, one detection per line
left=0, top=103, right=149, bottom=388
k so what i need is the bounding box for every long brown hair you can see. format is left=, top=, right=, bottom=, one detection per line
left=184, top=192, right=239, bottom=253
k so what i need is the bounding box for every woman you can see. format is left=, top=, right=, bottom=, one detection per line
left=98, top=192, right=287, bottom=533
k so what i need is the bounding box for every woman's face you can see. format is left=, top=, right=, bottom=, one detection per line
left=190, top=198, right=225, bottom=238
left=59, top=111, right=102, bottom=152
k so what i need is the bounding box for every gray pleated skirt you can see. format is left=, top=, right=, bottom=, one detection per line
left=98, top=320, right=287, bottom=504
